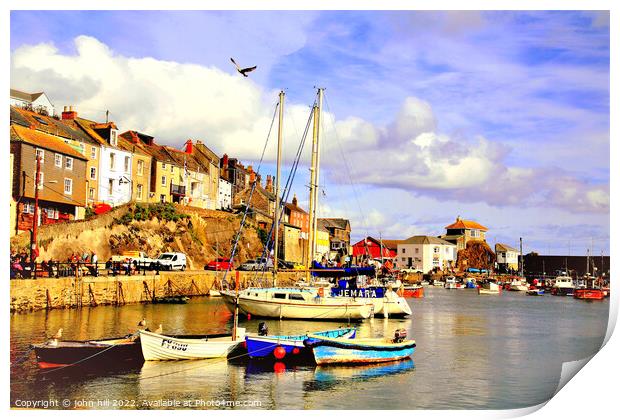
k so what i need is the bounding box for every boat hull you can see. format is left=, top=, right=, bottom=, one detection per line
left=33, top=337, right=143, bottom=368
left=401, top=287, right=424, bottom=298
left=245, top=328, right=356, bottom=359
left=305, top=335, right=416, bottom=365
left=527, top=289, right=545, bottom=296
left=139, top=329, right=245, bottom=361
left=551, top=287, right=575, bottom=296
left=574, top=289, right=604, bottom=300
left=478, top=289, right=500, bottom=295
left=221, top=290, right=373, bottom=320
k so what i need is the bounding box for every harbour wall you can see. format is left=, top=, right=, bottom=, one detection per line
left=10, top=270, right=307, bottom=313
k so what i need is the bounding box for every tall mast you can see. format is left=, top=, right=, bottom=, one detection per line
left=306, top=104, right=319, bottom=282
left=273, top=90, right=285, bottom=282
left=519, top=237, right=523, bottom=277
left=312, top=88, right=324, bottom=261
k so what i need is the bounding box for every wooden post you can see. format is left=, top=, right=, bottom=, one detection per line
left=233, top=270, right=240, bottom=341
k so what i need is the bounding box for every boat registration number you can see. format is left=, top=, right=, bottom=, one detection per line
left=161, top=339, right=188, bottom=352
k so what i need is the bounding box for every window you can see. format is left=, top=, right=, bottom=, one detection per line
left=434, top=247, right=440, bottom=253
left=46, top=208, right=59, bottom=219
left=471, top=229, right=479, bottom=238
left=36, top=173, right=44, bottom=190
left=90, top=146, right=97, bottom=160
left=289, top=293, right=305, bottom=301
left=124, top=156, right=130, bottom=172
left=162, top=163, right=166, bottom=169
left=273, top=293, right=287, bottom=300
left=137, top=160, right=144, bottom=175
left=54, top=153, right=62, bottom=168
left=415, top=248, right=419, bottom=254
left=110, top=153, right=115, bottom=170
left=402, top=248, right=406, bottom=254
left=88, top=188, right=95, bottom=199
left=171, top=165, right=174, bottom=173
left=24, top=202, right=34, bottom=214
left=65, top=157, right=73, bottom=170
left=160, top=194, right=166, bottom=203
left=161, top=176, right=167, bottom=186
left=137, top=184, right=143, bottom=200
left=110, top=130, right=117, bottom=146
left=108, top=179, right=114, bottom=195
left=90, top=167, right=96, bottom=180
left=35, top=148, right=45, bottom=163
left=64, top=178, right=72, bottom=195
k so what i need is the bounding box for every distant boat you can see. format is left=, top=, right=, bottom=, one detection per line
left=153, top=296, right=189, bottom=304
left=245, top=327, right=356, bottom=359
left=138, top=328, right=245, bottom=361
left=550, top=275, right=575, bottom=296
left=509, top=278, right=529, bottom=292
left=444, top=277, right=457, bottom=289
left=478, top=282, right=501, bottom=295
left=527, top=288, right=545, bottom=296
left=32, top=336, right=143, bottom=369
left=304, top=329, right=416, bottom=365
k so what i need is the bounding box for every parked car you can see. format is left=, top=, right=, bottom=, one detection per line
left=152, top=252, right=187, bottom=271
left=204, top=258, right=234, bottom=271
left=238, top=258, right=274, bottom=271
left=111, top=251, right=154, bottom=270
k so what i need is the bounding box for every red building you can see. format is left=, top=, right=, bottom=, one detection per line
left=352, top=236, right=400, bottom=260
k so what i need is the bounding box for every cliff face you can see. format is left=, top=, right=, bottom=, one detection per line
left=9, top=204, right=264, bottom=269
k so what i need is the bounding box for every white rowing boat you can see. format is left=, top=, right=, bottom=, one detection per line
left=139, top=328, right=245, bottom=361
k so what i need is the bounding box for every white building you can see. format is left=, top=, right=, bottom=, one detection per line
left=218, top=177, right=232, bottom=210
left=10, top=89, right=56, bottom=116
left=98, top=127, right=133, bottom=206
left=495, top=243, right=519, bottom=272
left=396, top=235, right=457, bottom=273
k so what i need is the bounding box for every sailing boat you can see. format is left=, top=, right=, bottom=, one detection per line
left=220, top=89, right=374, bottom=320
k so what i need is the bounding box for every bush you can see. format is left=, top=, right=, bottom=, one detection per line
left=114, top=203, right=190, bottom=225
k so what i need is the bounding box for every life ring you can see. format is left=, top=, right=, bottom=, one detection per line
left=318, top=287, right=324, bottom=297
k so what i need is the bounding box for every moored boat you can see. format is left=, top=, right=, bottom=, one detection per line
left=245, top=326, right=356, bottom=359
left=573, top=288, right=604, bottom=300
left=139, top=328, right=245, bottom=361
left=304, top=329, right=416, bottom=365
left=221, top=288, right=374, bottom=320
left=550, top=275, right=575, bottom=296
left=478, top=282, right=501, bottom=295
left=527, top=288, right=545, bottom=296
left=32, top=335, right=143, bottom=369
left=444, top=277, right=457, bottom=289
left=509, top=278, right=529, bottom=292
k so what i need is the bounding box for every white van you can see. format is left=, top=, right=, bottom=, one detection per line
left=153, top=252, right=187, bottom=271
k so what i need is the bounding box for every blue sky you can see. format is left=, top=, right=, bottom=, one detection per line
left=10, top=10, right=610, bottom=255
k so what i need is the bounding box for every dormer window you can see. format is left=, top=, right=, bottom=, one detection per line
left=110, top=129, right=118, bottom=147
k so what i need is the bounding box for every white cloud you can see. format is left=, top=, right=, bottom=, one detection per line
left=11, top=36, right=609, bottom=214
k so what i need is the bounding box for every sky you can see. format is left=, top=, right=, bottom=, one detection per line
left=9, top=10, right=611, bottom=255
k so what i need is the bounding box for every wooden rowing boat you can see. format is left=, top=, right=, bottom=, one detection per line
left=138, top=328, right=245, bottom=361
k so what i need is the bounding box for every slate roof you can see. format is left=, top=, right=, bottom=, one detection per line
left=317, top=218, right=350, bottom=231
left=401, top=235, right=455, bottom=246
left=495, top=243, right=518, bottom=252
left=10, top=106, right=98, bottom=146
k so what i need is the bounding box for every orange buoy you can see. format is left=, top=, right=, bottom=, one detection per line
left=273, top=346, right=286, bottom=360
left=273, top=362, right=286, bottom=373
left=292, top=347, right=300, bottom=355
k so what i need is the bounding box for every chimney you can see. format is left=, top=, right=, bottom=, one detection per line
left=129, top=131, right=139, bottom=144
left=256, top=173, right=262, bottom=187
left=265, top=175, right=273, bottom=193
left=222, top=154, right=229, bottom=168
left=292, top=194, right=298, bottom=207
left=61, top=105, right=77, bottom=120
left=185, top=139, right=193, bottom=154
left=249, top=166, right=256, bottom=184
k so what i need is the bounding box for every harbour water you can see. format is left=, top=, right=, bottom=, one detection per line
left=10, top=288, right=609, bottom=410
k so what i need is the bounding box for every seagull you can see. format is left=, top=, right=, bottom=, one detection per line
left=230, top=58, right=257, bottom=77
left=47, top=328, right=63, bottom=346
left=154, top=324, right=163, bottom=334
left=138, top=318, right=147, bottom=328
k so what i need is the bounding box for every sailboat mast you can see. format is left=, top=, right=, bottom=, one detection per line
left=312, top=88, right=324, bottom=261
left=273, top=90, right=285, bottom=282
left=306, top=104, right=319, bottom=282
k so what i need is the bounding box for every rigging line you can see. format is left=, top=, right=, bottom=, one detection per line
left=253, top=102, right=316, bottom=283
left=323, top=94, right=372, bottom=240
left=221, top=101, right=280, bottom=287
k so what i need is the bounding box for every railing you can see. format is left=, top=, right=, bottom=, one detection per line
left=9, top=260, right=165, bottom=280
left=170, top=184, right=186, bottom=196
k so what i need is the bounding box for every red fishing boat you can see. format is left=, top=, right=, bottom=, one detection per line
left=574, top=288, right=604, bottom=300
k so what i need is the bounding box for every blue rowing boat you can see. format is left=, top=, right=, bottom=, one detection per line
left=245, top=326, right=356, bottom=359
left=304, top=329, right=416, bottom=365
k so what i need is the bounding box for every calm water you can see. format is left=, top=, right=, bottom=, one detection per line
left=10, top=288, right=609, bottom=410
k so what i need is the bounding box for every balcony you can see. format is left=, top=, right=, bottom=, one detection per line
left=170, top=184, right=186, bottom=196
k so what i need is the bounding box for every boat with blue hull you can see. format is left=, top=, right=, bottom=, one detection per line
left=304, top=329, right=416, bottom=365
left=245, top=326, right=356, bottom=359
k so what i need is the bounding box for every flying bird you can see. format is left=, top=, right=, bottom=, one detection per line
left=230, top=58, right=257, bottom=77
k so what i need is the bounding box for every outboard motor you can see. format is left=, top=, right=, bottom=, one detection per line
left=393, top=328, right=407, bottom=343
left=258, top=322, right=269, bottom=336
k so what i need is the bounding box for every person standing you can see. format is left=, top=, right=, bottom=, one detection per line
left=91, top=251, right=98, bottom=276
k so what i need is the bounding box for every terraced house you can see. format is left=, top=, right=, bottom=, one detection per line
left=186, top=140, right=221, bottom=210
left=10, top=105, right=103, bottom=205
left=116, top=131, right=152, bottom=203
left=10, top=124, right=87, bottom=231
left=74, top=115, right=132, bottom=206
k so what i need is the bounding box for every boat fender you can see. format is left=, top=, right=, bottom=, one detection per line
left=292, top=347, right=300, bottom=355
left=317, top=287, right=324, bottom=297
left=273, top=346, right=286, bottom=360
